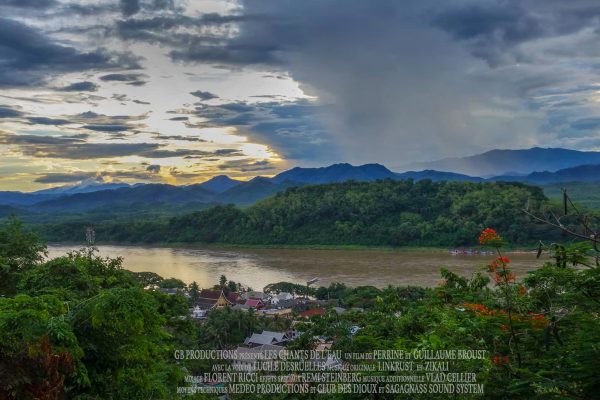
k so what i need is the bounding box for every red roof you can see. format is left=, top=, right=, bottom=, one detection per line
left=227, top=292, right=241, bottom=303
left=245, top=299, right=264, bottom=308
left=298, top=308, right=326, bottom=318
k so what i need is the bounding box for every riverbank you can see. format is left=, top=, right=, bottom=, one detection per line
left=46, top=244, right=545, bottom=289
left=46, top=241, right=538, bottom=253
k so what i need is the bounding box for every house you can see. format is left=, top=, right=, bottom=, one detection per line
left=298, top=308, right=326, bottom=318
left=244, top=299, right=265, bottom=309
left=232, top=345, right=285, bottom=372
left=271, top=292, right=294, bottom=305
left=243, top=330, right=290, bottom=347
left=195, top=289, right=233, bottom=310
left=227, top=292, right=241, bottom=304
left=261, top=331, right=290, bottom=343
left=190, top=305, right=207, bottom=319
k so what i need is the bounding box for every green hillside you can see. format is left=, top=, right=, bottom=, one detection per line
left=543, top=182, right=600, bottom=209
left=34, top=179, right=563, bottom=247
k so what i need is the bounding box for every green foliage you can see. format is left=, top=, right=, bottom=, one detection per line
left=158, top=277, right=186, bottom=288
left=264, top=281, right=315, bottom=296
left=543, top=182, right=600, bottom=209
left=30, top=180, right=560, bottom=247
left=0, top=215, right=47, bottom=295
left=0, top=220, right=191, bottom=399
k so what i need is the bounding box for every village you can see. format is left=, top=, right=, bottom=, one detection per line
left=155, top=275, right=364, bottom=388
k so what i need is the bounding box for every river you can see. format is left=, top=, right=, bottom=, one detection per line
left=47, top=245, right=547, bottom=290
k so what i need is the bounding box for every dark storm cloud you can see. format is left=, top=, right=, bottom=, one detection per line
left=99, top=73, right=147, bottom=86
left=0, top=0, right=55, bottom=8
left=430, top=1, right=600, bottom=66
left=59, top=81, right=99, bottom=92
left=183, top=99, right=333, bottom=161
left=153, top=133, right=206, bottom=142
left=103, top=0, right=596, bottom=164
left=5, top=0, right=600, bottom=169
left=27, top=117, right=71, bottom=125
left=0, top=132, right=161, bottom=159
left=146, top=164, right=161, bottom=173
left=9, top=110, right=147, bottom=134
left=188, top=0, right=600, bottom=164
left=190, top=90, right=219, bottom=101
left=0, top=106, right=23, bottom=118
left=83, top=124, right=131, bottom=132
left=34, top=172, right=96, bottom=183
left=218, top=158, right=274, bottom=172
left=0, top=17, right=142, bottom=88
left=120, top=0, right=140, bottom=17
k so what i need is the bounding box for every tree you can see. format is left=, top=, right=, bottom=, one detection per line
left=227, top=280, right=238, bottom=293
left=219, top=274, right=227, bottom=289
left=189, top=281, right=200, bottom=302
left=0, top=216, right=47, bottom=295
left=158, top=277, right=186, bottom=289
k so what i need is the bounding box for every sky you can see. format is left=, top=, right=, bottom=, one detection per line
left=2, top=0, right=600, bottom=191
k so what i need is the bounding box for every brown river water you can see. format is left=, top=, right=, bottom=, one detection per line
left=47, top=245, right=549, bottom=290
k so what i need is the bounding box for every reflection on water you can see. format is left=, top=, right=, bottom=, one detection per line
left=47, top=245, right=547, bottom=290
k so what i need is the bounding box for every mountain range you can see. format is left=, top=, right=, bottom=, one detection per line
left=404, top=147, right=600, bottom=177
left=2, top=147, right=600, bottom=213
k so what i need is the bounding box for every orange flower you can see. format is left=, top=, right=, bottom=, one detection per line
left=478, top=228, right=502, bottom=245
left=497, top=256, right=511, bottom=265
left=492, top=355, right=509, bottom=365
left=518, top=285, right=526, bottom=296
left=488, top=256, right=510, bottom=272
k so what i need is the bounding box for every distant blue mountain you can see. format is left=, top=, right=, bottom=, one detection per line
left=31, top=184, right=215, bottom=212
left=0, top=191, right=57, bottom=206
left=34, top=181, right=132, bottom=195
left=491, top=164, right=600, bottom=184
left=4, top=152, right=600, bottom=214
left=404, top=147, right=600, bottom=176
left=0, top=181, right=135, bottom=207
left=271, top=163, right=397, bottom=184
left=198, top=175, right=242, bottom=193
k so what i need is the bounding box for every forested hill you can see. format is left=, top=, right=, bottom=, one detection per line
left=37, top=179, right=557, bottom=247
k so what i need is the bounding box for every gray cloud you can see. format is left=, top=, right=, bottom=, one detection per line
left=28, top=117, right=71, bottom=125
left=0, top=17, right=142, bottom=87
left=0, top=106, right=22, bottom=118
left=34, top=172, right=96, bottom=183
left=0, top=0, right=55, bottom=8
left=153, top=133, right=207, bottom=142
left=180, top=99, right=333, bottom=161
left=218, top=158, right=274, bottom=172
left=83, top=124, right=131, bottom=132
left=59, top=81, right=99, bottom=92
left=99, top=73, right=147, bottom=86
left=190, top=90, right=219, bottom=101
left=0, top=132, right=215, bottom=160
left=207, top=0, right=600, bottom=164
left=146, top=164, right=161, bottom=173
left=120, top=0, right=140, bottom=17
